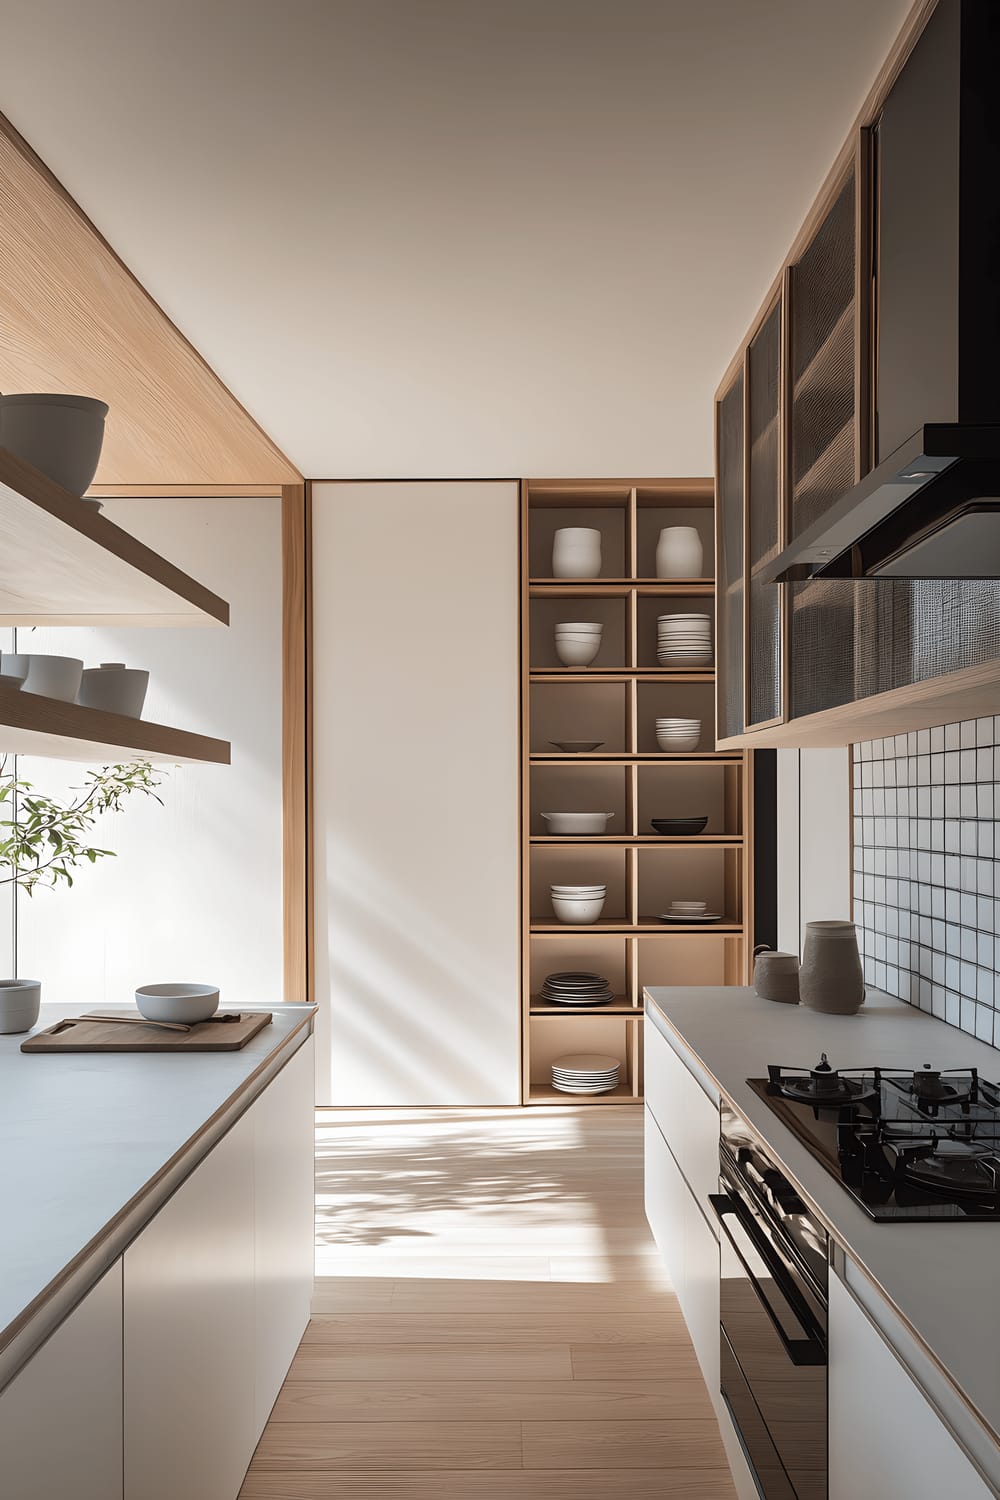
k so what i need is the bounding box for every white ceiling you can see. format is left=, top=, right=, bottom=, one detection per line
left=0, top=0, right=913, bottom=479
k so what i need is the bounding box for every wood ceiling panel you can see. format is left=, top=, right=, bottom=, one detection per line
left=0, top=114, right=300, bottom=487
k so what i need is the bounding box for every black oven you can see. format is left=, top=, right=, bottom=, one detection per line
left=713, top=1101, right=829, bottom=1500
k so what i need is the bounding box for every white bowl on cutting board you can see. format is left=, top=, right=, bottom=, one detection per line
left=135, top=983, right=221, bottom=1025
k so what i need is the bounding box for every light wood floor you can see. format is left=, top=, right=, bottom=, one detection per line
left=239, top=1106, right=736, bottom=1498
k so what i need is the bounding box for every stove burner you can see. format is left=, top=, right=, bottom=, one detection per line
left=890, top=1136, right=1000, bottom=1202
left=768, top=1054, right=879, bottom=1109
left=909, top=1065, right=964, bottom=1105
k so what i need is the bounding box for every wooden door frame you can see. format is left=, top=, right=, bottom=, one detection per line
left=91, top=482, right=312, bottom=1004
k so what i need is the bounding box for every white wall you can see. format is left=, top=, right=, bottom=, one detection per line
left=11, top=496, right=283, bottom=1006
left=776, top=746, right=852, bottom=955
left=312, top=480, right=520, bottom=1105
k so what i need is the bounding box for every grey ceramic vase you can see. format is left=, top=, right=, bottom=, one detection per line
left=753, top=946, right=801, bottom=1004
left=799, top=921, right=865, bottom=1015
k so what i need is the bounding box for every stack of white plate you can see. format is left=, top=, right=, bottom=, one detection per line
left=657, top=614, right=712, bottom=666
left=656, top=717, right=701, bottom=752
left=551, top=1053, right=621, bottom=1094
left=555, top=621, right=603, bottom=667
left=659, top=899, right=722, bottom=924
left=550, top=884, right=606, bottom=923
left=540, top=971, right=614, bottom=1005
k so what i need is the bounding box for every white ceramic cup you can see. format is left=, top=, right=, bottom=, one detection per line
left=553, top=527, right=602, bottom=579
left=656, top=526, right=704, bottom=579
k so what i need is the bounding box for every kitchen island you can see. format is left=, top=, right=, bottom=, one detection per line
left=645, top=985, right=1000, bottom=1500
left=0, top=1001, right=316, bottom=1500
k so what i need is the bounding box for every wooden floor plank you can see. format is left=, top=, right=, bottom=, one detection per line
left=250, top=1420, right=522, bottom=1471
left=240, top=1468, right=738, bottom=1498
left=288, top=1343, right=574, bottom=1382
left=523, top=1419, right=731, bottom=1470
left=302, top=1312, right=687, bottom=1346
left=268, top=1378, right=714, bottom=1424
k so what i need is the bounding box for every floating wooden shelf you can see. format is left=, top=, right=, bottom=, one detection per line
left=634, top=918, right=742, bottom=933
left=0, top=684, right=230, bottom=765
left=529, top=579, right=714, bottom=594
left=0, top=449, right=229, bottom=626
left=529, top=753, right=743, bottom=764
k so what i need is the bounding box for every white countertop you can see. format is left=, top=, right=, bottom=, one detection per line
left=0, top=1002, right=314, bottom=1379
left=645, top=985, right=1000, bottom=1448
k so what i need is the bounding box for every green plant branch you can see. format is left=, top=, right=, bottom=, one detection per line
left=0, top=757, right=164, bottom=896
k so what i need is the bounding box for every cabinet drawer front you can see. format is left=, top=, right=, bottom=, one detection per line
left=645, top=1014, right=720, bottom=1219
left=643, top=1107, right=686, bottom=1293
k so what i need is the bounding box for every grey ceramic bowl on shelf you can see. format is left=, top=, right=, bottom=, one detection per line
left=651, top=816, right=709, bottom=835
left=135, top=983, right=220, bottom=1025
left=77, top=663, right=150, bottom=719
left=0, top=393, right=109, bottom=497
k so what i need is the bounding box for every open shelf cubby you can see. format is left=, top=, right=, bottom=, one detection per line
left=519, top=478, right=752, bottom=1104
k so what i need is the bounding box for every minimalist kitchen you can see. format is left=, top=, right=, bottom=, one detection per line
left=0, top=2, right=998, bottom=1498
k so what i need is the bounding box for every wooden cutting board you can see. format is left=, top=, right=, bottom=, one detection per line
left=21, top=1011, right=273, bottom=1053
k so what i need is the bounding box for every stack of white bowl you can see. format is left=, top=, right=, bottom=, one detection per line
left=551, top=883, right=606, bottom=924
left=657, top=613, right=712, bottom=665
left=555, top=621, right=603, bottom=667
left=656, top=717, right=701, bottom=752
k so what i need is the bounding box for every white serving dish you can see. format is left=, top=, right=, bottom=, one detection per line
left=11, top=653, right=84, bottom=702
left=551, top=895, right=606, bottom=924
left=77, top=662, right=149, bottom=718
left=135, top=983, right=221, bottom=1025
left=540, top=811, right=614, bottom=834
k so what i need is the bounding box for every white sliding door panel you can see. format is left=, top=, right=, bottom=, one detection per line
left=312, top=481, right=519, bottom=1104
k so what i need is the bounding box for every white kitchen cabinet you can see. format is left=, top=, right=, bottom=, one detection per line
left=252, top=1038, right=315, bottom=1435
left=645, top=1008, right=720, bottom=1219
left=0, top=1263, right=123, bottom=1500
left=124, top=1110, right=256, bottom=1500
left=682, top=1172, right=720, bottom=1397
left=829, top=1271, right=992, bottom=1500
left=644, top=1105, right=687, bottom=1293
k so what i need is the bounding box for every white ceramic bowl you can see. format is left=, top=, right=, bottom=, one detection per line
left=555, top=637, right=601, bottom=667
left=0, top=979, right=41, bottom=1035
left=552, top=895, right=606, bottom=924
left=657, top=735, right=701, bottom=752
left=135, top=983, right=220, bottom=1025
left=0, top=393, right=109, bottom=497
left=15, top=654, right=84, bottom=702
left=541, top=811, right=614, bottom=834
left=550, top=887, right=607, bottom=896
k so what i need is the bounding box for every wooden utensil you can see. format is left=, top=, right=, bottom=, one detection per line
left=84, top=1012, right=191, bottom=1033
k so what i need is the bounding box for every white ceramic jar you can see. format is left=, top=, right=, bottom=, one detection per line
left=656, top=526, right=704, bottom=579
left=12, top=654, right=84, bottom=702
left=553, top=527, right=602, bottom=579
left=77, top=662, right=150, bottom=719
left=0, top=979, right=41, bottom=1035
left=799, top=920, right=865, bottom=1014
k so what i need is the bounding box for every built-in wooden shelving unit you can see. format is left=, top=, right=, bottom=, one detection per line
left=0, top=449, right=231, bottom=764
left=520, top=478, right=751, bottom=1106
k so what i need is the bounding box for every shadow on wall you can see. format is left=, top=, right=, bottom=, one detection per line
left=322, top=833, right=518, bottom=1106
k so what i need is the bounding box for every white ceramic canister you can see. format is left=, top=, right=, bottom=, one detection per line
left=18, top=654, right=84, bottom=702
left=0, top=979, right=41, bottom=1035
left=553, top=527, right=602, bottom=579
left=656, top=526, right=704, bottom=579
left=0, top=393, right=108, bottom=497
left=77, top=662, right=149, bottom=719
left=799, top=920, right=866, bottom=1014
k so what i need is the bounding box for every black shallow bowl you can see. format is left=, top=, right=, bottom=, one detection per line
left=651, top=816, right=709, bottom=835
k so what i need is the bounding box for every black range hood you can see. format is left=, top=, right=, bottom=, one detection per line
left=765, top=0, right=1000, bottom=583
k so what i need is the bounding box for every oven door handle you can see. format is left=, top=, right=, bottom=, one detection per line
left=710, top=1192, right=826, bottom=1368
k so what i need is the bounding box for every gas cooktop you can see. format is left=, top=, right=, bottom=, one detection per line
left=748, top=1055, right=1000, bottom=1222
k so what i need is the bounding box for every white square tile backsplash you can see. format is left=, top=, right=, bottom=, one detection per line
left=854, top=716, right=1000, bottom=1044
